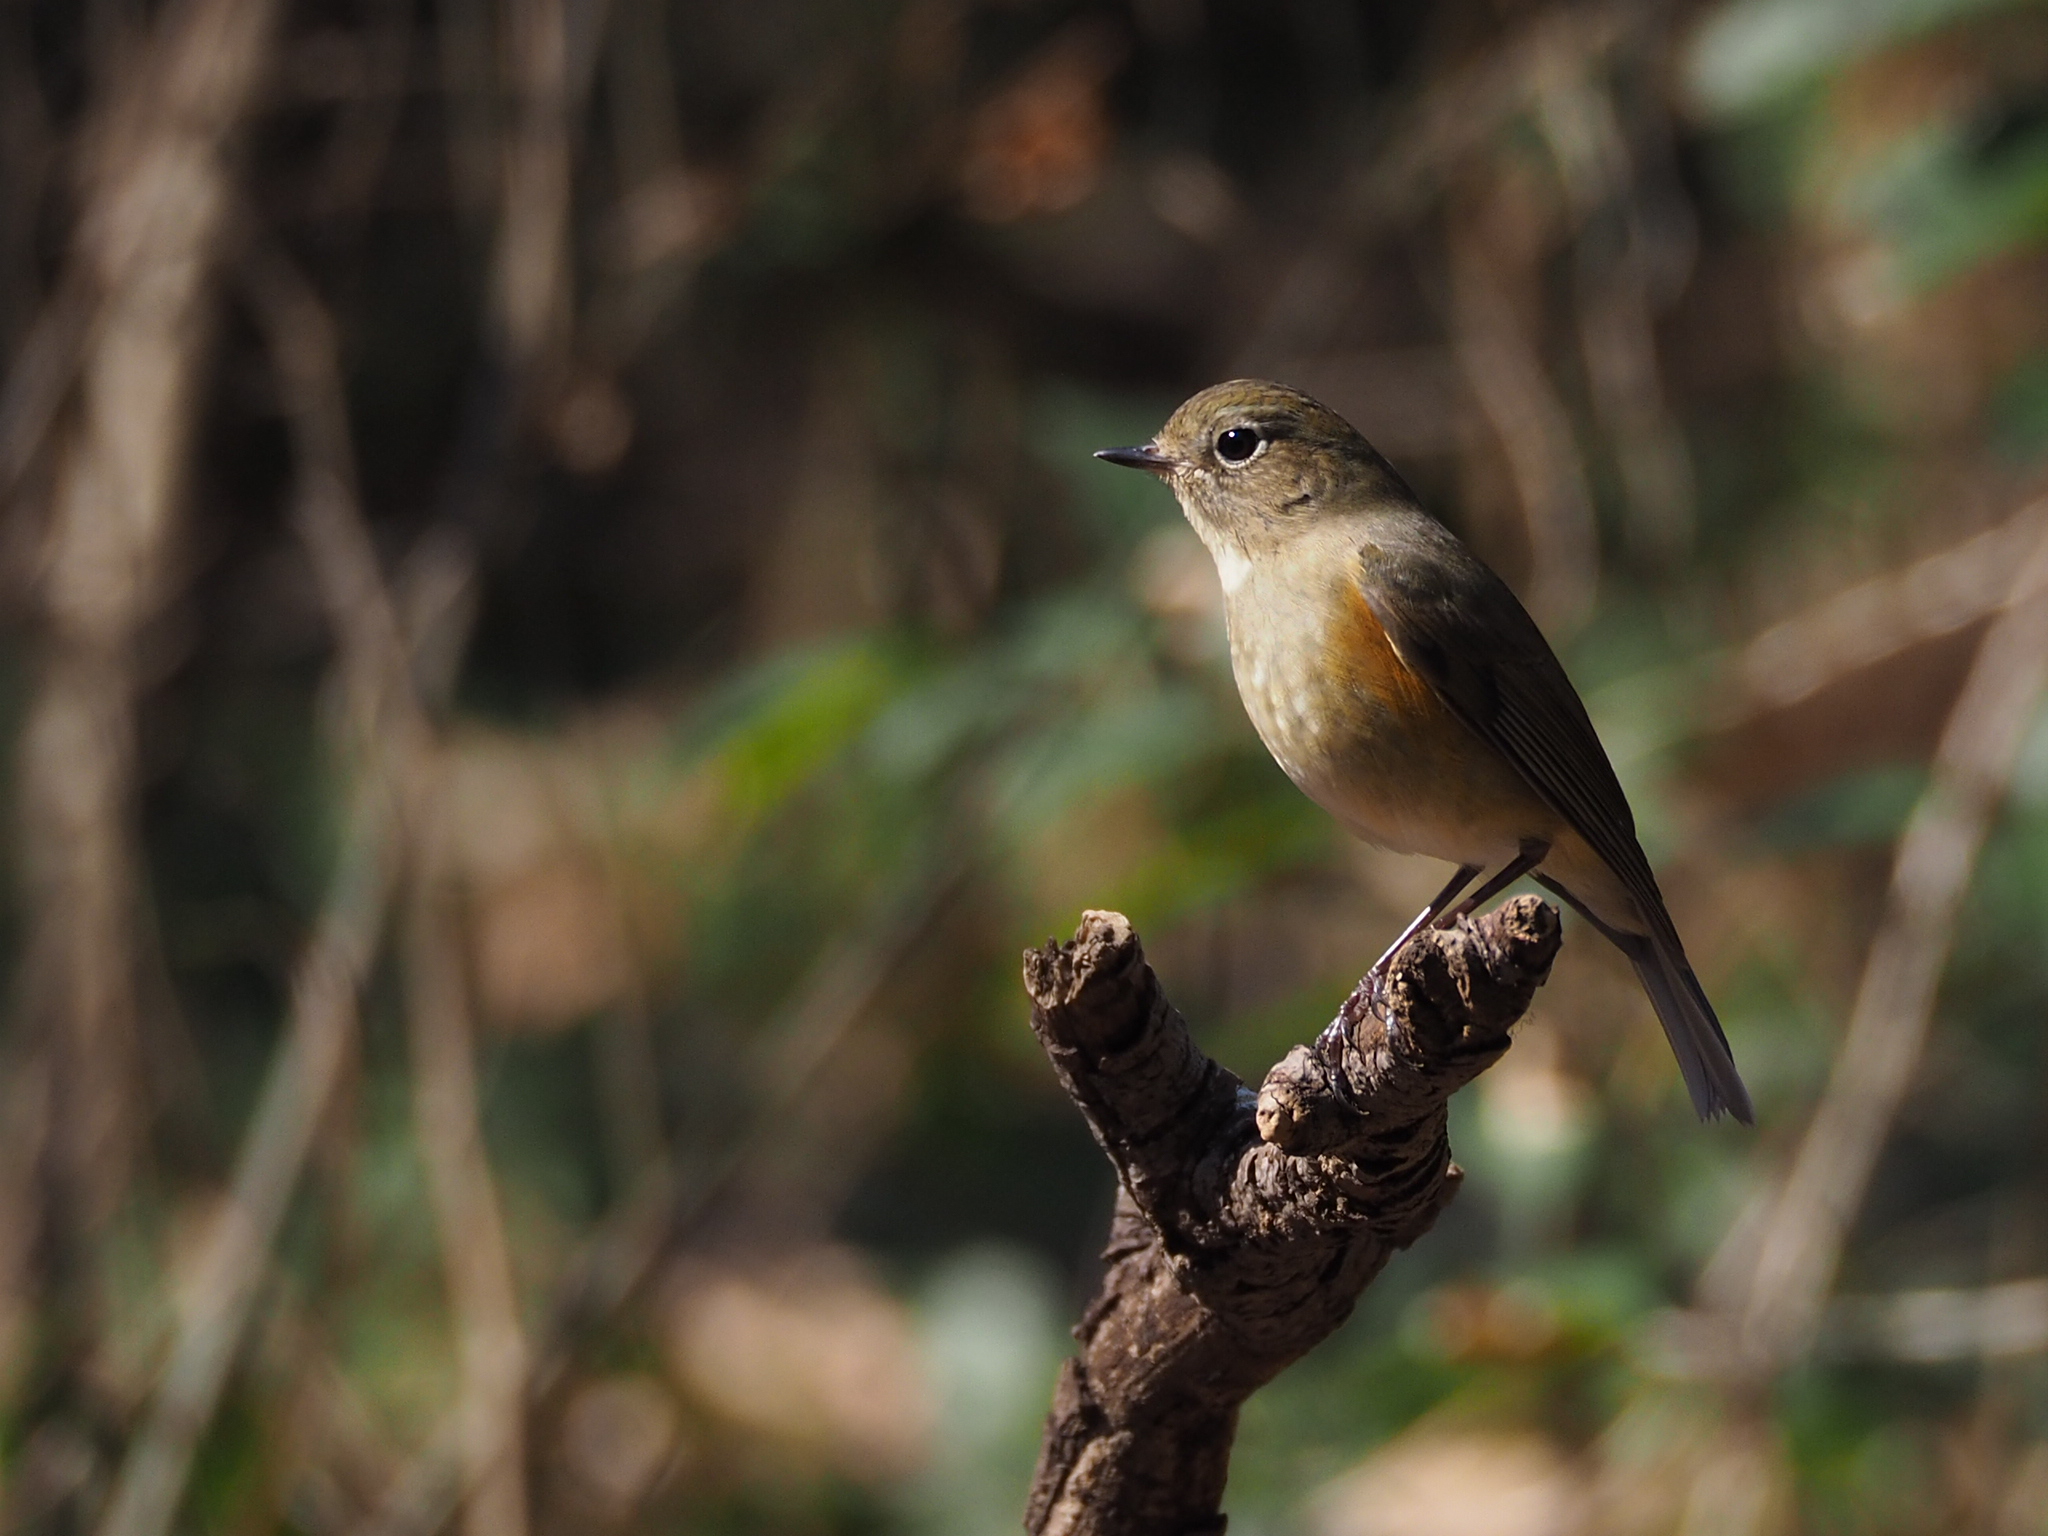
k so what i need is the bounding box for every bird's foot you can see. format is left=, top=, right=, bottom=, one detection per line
left=1317, top=959, right=1394, bottom=1067
left=1355, top=962, right=1393, bottom=1022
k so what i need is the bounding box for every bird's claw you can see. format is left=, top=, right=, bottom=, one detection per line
left=1317, top=961, right=1393, bottom=1066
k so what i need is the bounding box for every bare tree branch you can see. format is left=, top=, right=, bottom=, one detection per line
left=92, top=599, right=403, bottom=1536
left=0, top=0, right=282, bottom=1446
left=1691, top=502, right=2048, bottom=1375
left=240, top=230, right=536, bottom=1536
left=1449, top=209, right=1597, bottom=632
left=404, top=831, right=533, bottom=1536
left=94, top=235, right=434, bottom=1536
left=346, top=857, right=965, bottom=1536
left=15, top=0, right=282, bottom=1267
left=1535, top=57, right=1697, bottom=561
left=1723, top=509, right=2041, bottom=717
left=1024, top=897, right=1561, bottom=1536
left=94, top=301, right=425, bottom=1536
left=494, top=0, right=575, bottom=380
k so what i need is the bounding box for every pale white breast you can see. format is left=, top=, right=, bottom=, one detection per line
left=1211, top=542, right=1253, bottom=595
left=1230, top=619, right=1329, bottom=788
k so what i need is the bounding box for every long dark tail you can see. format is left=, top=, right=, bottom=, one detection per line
left=1535, top=876, right=1754, bottom=1124
left=1621, top=931, right=1753, bottom=1124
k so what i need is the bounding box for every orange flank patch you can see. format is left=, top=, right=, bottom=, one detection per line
left=1294, top=571, right=1557, bottom=861
left=1324, top=578, right=1444, bottom=732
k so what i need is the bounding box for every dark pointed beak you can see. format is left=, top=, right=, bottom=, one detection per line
left=1094, top=443, right=1174, bottom=474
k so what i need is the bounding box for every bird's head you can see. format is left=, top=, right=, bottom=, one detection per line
left=1095, top=379, right=1413, bottom=563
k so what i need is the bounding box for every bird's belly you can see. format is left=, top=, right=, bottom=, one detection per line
left=1277, top=691, right=1548, bottom=864
left=1229, top=589, right=1558, bottom=868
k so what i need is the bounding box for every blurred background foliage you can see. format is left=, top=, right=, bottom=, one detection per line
left=2, top=0, right=2048, bottom=1532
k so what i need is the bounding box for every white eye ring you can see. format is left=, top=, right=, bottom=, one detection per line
left=1214, top=425, right=1266, bottom=466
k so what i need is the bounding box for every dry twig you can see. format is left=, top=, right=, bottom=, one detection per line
left=346, top=859, right=963, bottom=1536
left=93, top=240, right=424, bottom=1536
left=1025, top=899, right=1561, bottom=1535
left=253, top=240, right=532, bottom=1536
left=404, top=846, right=533, bottom=1536
left=1534, top=55, right=1696, bottom=560
left=237, top=236, right=534, bottom=1536
left=16, top=0, right=282, bottom=1273
left=494, top=0, right=575, bottom=379
left=1694, top=504, right=2048, bottom=1374
left=1725, top=511, right=2042, bottom=716
left=1449, top=227, right=1597, bottom=630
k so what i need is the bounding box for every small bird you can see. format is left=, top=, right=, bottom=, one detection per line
left=1098, top=380, right=1751, bottom=1123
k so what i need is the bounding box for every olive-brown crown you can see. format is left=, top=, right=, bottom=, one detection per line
left=1146, top=380, right=1413, bottom=534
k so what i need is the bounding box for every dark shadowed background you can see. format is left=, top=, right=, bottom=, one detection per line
left=2, top=0, right=2047, bottom=1532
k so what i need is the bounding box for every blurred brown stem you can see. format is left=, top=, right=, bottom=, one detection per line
left=494, top=0, right=575, bottom=377
left=1449, top=222, right=1597, bottom=631
left=0, top=0, right=281, bottom=1442
left=244, top=222, right=536, bottom=1531
left=1724, top=510, right=2042, bottom=716
left=347, top=857, right=964, bottom=1536
left=1702, top=502, right=2048, bottom=1373
left=1536, top=64, right=1696, bottom=563
left=94, top=238, right=441, bottom=1536
left=1025, top=899, right=1560, bottom=1536
left=249, top=238, right=529, bottom=1536
left=0, top=270, right=92, bottom=503
left=404, top=824, right=533, bottom=1536
left=93, top=628, right=403, bottom=1536
left=306, top=0, right=416, bottom=223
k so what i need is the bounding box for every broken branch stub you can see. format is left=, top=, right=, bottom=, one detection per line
left=1022, top=895, right=1561, bottom=1536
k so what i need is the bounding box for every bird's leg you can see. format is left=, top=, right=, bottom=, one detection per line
left=1319, top=862, right=1481, bottom=1060
left=1369, top=862, right=1485, bottom=986
left=1436, top=838, right=1551, bottom=928
left=1532, top=872, right=1630, bottom=946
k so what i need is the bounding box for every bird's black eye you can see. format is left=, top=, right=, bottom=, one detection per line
left=1215, top=426, right=1262, bottom=464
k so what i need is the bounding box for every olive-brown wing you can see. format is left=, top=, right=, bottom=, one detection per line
left=1353, top=527, right=1675, bottom=946
left=1354, top=523, right=1753, bottom=1122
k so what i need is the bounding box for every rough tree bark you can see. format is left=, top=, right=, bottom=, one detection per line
left=1022, top=895, right=1563, bottom=1536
